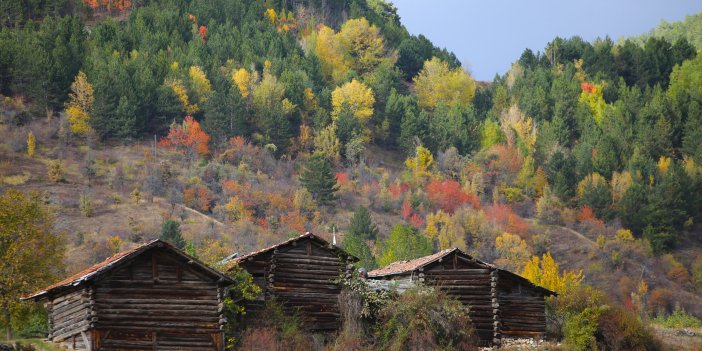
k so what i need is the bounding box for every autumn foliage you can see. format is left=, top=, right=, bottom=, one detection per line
left=198, top=25, right=208, bottom=42
left=335, top=172, right=350, bottom=186
left=485, top=204, right=529, bottom=237
left=183, top=185, right=212, bottom=213
left=580, top=82, right=597, bottom=94
left=388, top=182, right=410, bottom=200
left=159, top=115, right=210, bottom=159
left=426, top=179, right=479, bottom=214
left=84, top=0, right=131, bottom=12
left=577, top=206, right=606, bottom=229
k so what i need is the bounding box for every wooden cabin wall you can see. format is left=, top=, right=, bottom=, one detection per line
left=269, top=239, right=348, bottom=331
left=423, top=254, right=495, bottom=343
left=497, top=275, right=546, bottom=337
left=91, top=251, right=225, bottom=351
left=238, top=252, right=274, bottom=325
left=47, top=288, right=91, bottom=349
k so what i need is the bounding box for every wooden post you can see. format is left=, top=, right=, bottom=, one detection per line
left=268, top=250, right=278, bottom=300
left=491, top=269, right=501, bottom=346
left=46, top=300, right=54, bottom=340
left=345, top=256, right=354, bottom=279
left=81, top=331, right=92, bottom=351
left=93, top=330, right=101, bottom=351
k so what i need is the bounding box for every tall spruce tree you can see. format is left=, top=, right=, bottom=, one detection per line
left=299, top=153, right=339, bottom=205
left=160, top=220, right=185, bottom=249
left=348, top=205, right=379, bottom=241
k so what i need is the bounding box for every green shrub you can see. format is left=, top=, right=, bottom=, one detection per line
left=598, top=306, right=661, bottom=351
left=47, top=160, right=63, bottom=182
left=236, top=299, right=312, bottom=351
left=653, top=304, right=702, bottom=328
left=15, top=305, right=48, bottom=339
left=553, top=285, right=661, bottom=351
left=564, top=306, right=603, bottom=351
left=693, top=255, right=702, bottom=291
left=376, top=286, right=477, bottom=351
left=79, top=192, right=94, bottom=217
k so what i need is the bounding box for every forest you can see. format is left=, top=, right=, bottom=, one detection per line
left=1, top=0, right=702, bottom=350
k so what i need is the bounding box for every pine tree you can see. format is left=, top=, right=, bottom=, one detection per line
left=348, top=205, right=379, bottom=241
left=160, top=220, right=185, bottom=249
left=299, top=153, right=339, bottom=205
left=341, top=233, right=377, bottom=269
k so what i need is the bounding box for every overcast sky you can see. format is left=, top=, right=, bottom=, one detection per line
left=391, top=0, right=702, bottom=81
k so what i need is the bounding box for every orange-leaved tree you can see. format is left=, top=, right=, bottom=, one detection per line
left=426, top=179, right=479, bottom=214
left=159, top=115, right=210, bottom=163
left=84, top=0, right=132, bottom=12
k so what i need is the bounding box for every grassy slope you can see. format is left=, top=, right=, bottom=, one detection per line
left=2, top=119, right=702, bottom=319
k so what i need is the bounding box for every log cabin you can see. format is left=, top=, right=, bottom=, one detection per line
left=228, top=232, right=357, bottom=332
left=23, top=239, right=234, bottom=351
left=367, top=248, right=555, bottom=345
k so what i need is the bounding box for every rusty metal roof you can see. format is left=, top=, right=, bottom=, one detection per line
left=23, top=239, right=233, bottom=300
left=368, top=248, right=493, bottom=278
left=228, top=232, right=358, bottom=269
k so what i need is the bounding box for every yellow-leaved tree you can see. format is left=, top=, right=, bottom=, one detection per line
left=27, top=131, right=35, bottom=158
left=65, top=70, right=94, bottom=135
left=611, top=170, right=633, bottom=203
left=252, top=61, right=285, bottom=110
left=189, top=66, right=212, bottom=105
left=232, top=68, right=256, bottom=98
left=579, top=82, right=607, bottom=125
left=167, top=78, right=199, bottom=114
left=0, top=190, right=65, bottom=339
left=576, top=172, right=607, bottom=198
left=424, top=210, right=466, bottom=250
left=331, top=79, right=375, bottom=124
left=314, top=123, right=341, bottom=163
left=414, top=57, right=476, bottom=110
left=310, top=18, right=389, bottom=82
left=337, top=17, right=387, bottom=76
left=657, top=155, right=672, bottom=175
left=521, top=252, right=583, bottom=294
left=405, top=145, right=434, bottom=182
left=314, top=25, right=349, bottom=82
left=495, top=232, right=531, bottom=272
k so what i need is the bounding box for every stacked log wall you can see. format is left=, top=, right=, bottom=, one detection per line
left=91, top=251, right=224, bottom=350
left=238, top=252, right=273, bottom=325
left=424, top=255, right=494, bottom=343
left=269, top=241, right=347, bottom=331
left=497, top=276, right=546, bottom=337
left=47, top=288, right=92, bottom=349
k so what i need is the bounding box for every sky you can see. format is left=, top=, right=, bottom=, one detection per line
left=391, top=0, right=702, bottom=81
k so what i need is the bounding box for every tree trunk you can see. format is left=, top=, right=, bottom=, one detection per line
left=3, top=305, right=12, bottom=341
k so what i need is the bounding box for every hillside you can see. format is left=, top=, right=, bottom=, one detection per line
left=2, top=0, right=702, bottom=349
left=628, top=12, right=702, bottom=49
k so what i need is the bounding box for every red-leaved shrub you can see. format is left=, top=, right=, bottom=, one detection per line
left=426, top=179, right=479, bottom=214
left=485, top=204, right=529, bottom=237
